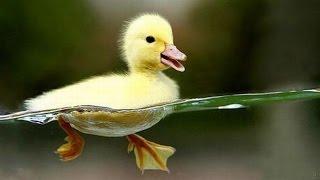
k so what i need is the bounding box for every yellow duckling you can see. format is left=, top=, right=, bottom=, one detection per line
left=24, top=13, right=186, bottom=172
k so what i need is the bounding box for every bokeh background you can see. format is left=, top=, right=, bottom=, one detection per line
left=1, top=0, right=320, bottom=179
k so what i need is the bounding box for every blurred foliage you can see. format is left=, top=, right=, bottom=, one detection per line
left=1, top=0, right=319, bottom=110
left=182, top=0, right=268, bottom=95
left=0, top=0, right=98, bottom=108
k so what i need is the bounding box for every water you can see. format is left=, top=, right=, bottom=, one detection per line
left=1, top=89, right=319, bottom=137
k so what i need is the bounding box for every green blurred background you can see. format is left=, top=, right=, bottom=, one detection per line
left=0, top=0, right=320, bottom=179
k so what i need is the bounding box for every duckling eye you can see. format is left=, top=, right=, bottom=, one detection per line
left=146, top=36, right=155, bottom=43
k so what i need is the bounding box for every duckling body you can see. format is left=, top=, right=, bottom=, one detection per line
left=24, top=13, right=186, bottom=172
left=25, top=72, right=178, bottom=110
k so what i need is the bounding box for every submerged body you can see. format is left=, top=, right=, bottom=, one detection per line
left=25, top=72, right=179, bottom=138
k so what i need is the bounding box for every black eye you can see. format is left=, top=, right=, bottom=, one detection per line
left=146, top=36, right=155, bottom=43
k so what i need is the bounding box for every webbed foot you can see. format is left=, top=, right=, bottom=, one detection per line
left=127, top=134, right=175, bottom=173
left=55, top=116, right=85, bottom=161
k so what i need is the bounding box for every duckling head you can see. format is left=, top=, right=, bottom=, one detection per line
left=121, top=14, right=186, bottom=73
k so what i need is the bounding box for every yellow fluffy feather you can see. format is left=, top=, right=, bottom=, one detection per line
left=25, top=14, right=186, bottom=111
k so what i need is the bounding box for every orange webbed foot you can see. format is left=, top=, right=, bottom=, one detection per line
left=127, top=134, right=175, bottom=173
left=55, top=115, right=85, bottom=161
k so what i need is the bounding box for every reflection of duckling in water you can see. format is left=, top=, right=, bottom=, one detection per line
left=25, top=14, right=186, bottom=172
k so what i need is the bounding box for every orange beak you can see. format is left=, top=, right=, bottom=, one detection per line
left=161, top=44, right=187, bottom=72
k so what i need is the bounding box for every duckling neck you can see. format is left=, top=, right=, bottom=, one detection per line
left=129, top=66, right=162, bottom=78
left=129, top=69, right=162, bottom=79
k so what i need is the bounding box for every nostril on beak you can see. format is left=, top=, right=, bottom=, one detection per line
left=181, top=54, right=187, bottom=61
left=163, top=44, right=186, bottom=61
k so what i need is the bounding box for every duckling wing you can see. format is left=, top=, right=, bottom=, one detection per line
left=25, top=73, right=180, bottom=111
left=24, top=75, right=127, bottom=111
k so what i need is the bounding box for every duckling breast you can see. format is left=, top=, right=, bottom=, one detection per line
left=116, top=72, right=179, bottom=109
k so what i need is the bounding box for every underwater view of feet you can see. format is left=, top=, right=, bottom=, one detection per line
left=1, top=0, right=320, bottom=179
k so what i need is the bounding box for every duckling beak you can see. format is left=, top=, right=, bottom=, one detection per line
left=161, top=44, right=187, bottom=72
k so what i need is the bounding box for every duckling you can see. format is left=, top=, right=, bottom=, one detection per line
left=24, top=13, right=186, bottom=172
